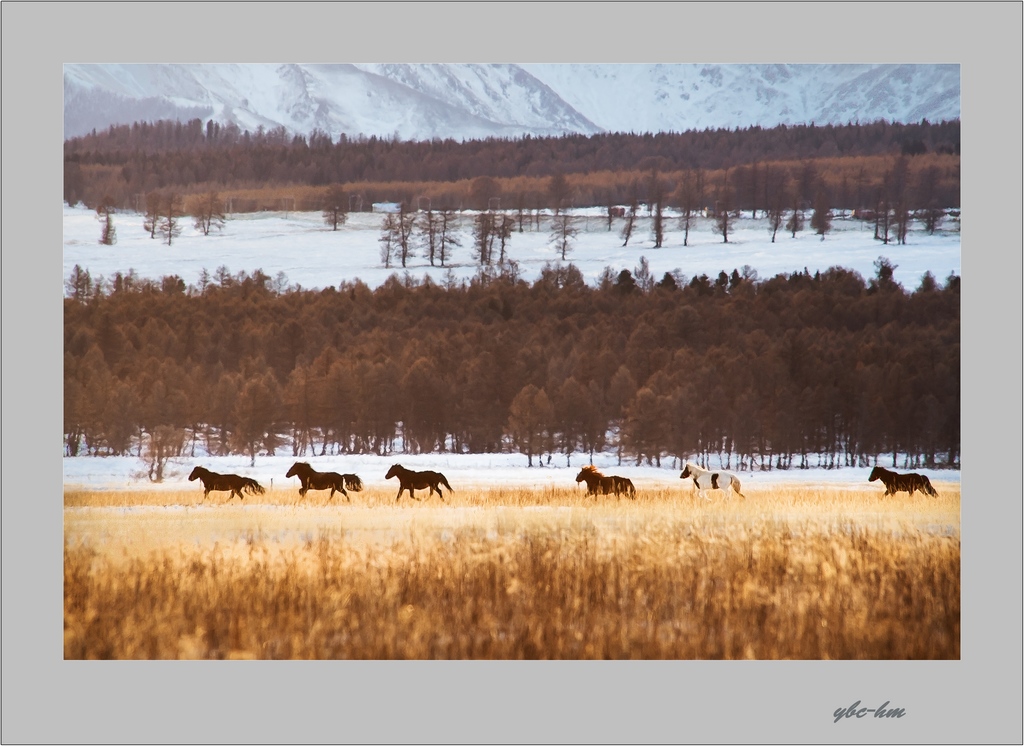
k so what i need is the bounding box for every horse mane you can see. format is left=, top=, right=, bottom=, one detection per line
left=580, top=464, right=602, bottom=475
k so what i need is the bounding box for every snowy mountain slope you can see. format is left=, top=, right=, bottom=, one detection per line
left=63, top=63, right=960, bottom=141
left=518, top=63, right=961, bottom=133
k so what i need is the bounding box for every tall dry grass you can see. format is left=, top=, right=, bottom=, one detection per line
left=64, top=483, right=960, bottom=660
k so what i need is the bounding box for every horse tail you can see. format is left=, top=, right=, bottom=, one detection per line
left=243, top=478, right=265, bottom=495
left=439, top=474, right=453, bottom=492
left=732, top=476, right=745, bottom=498
left=347, top=475, right=364, bottom=491
left=922, top=476, right=938, bottom=497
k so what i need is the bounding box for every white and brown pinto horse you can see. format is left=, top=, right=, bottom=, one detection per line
left=680, top=462, right=745, bottom=500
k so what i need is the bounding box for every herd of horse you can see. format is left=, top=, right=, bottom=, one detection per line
left=188, top=461, right=940, bottom=504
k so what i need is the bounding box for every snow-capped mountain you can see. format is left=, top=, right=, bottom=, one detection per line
left=63, top=63, right=960, bottom=142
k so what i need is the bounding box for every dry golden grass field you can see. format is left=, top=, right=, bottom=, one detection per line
left=64, top=480, right=960, bottom=660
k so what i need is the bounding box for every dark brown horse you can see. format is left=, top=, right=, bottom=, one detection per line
left=188, top=466, right=265, bottom=502
left=286, top=461, right=362, bottom=501
left=575, top=465, right=636, bottom=499
left=385, top=464, right=453, bottom=502
left=869, top=466, right=939, bottom=497
left=612, top=475, right=637, bottom=498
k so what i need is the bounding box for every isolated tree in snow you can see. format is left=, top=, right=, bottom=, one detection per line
left=712, top=173, right=734, bottom=243
left=142, top=191, right=162, bottom=239
left=765, top=168, right=788, bottom=243
left=620, top=186, right=640, bottom=247
left=379, top=212, right=399, bottom=268
left=321, top=184, right=348, bottom=231
left=651, top=192, right=666, bottom=249
left=437, top=209, right=461, bottom=267
left=675, top=167, right=703, bottom=247
left=96, top=196, right=116, bottom=246
left=417, top=208, right=440, bottom=266
left=549, top=213, right=577, bottom=261
left=396, top=204, right=416, bottom=267
left=786, top=192, right=804, bottom=238
left=159, top=193, right=185, bottom=246
left=191, top=191, right=226, bottom=236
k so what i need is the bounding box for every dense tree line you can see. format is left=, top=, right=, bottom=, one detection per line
left=64, top=260, right=960, bottom=473
left=64, top=118, right=960, bottom=213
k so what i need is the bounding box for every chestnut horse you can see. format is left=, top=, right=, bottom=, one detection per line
left=385, top=464, right=453, bottom=502
left=286, top=461, right=362, bottom=501
left=869, top=466, right=938, bottom=497
left=188, top=466, right=265, bottom=502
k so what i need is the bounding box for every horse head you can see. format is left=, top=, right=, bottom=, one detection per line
left=575, top=465, right=599, bottom=483
left=868, top=467, right=882, bottom=482
left=385, top=464, right=402, bottom=480
left=188, top=467, right=203, bottom=481
left=680, top=464, right=692, bottom=479
left=286, top=462, right=309, bottom=479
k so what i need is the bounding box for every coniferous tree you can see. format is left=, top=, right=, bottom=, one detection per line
left=786, top=193, right=805, bottom=238
left=96, top=197, right=117, bottom=245
left=321, top=184, right=348, bottom=231
left=549, top=213, right=577, bottom=261
left=620, top=197, right=638, bottom=247
left=676, top=167, right=702, bottom=247
left=418, top=208, right=440, bottom=266
left=437, top=209, right=461, bottom=267
left=396, top=204, right=416, bottom=267
left=159, top=193, right=185, bottom=246
left=810, top=186, right=832, bottom=240
left=142, top=191, right=162, bottom=239
left=713, top=172, right=734, bottom=243
left=472, top=212, right=495, bottom=265
left=379, top=212, right=400, bottom=268
left=651, top=196, right=665, bottom=248
left=191, top=191, right=226, bottom=236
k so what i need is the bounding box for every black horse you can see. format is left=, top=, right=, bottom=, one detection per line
left=188, top=466, right=265, bottom=502
left=286, top=461, right=362, bottom=501
left=385, top=464, right=453, bottom=502
left=869, top=466, right=939, bottom=497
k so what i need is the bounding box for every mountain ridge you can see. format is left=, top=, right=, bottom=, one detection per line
left=63, top=63, right=960, bottom=142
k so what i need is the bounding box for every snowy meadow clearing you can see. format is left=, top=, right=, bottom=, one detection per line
left=63, top=204, right=961, bottom=294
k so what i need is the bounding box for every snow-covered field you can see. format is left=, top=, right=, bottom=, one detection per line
left=62, top=451, right=960, bottom=493
left=63, top=205, right=961, bottom=294
left=63, top=204, right=962, bottom=489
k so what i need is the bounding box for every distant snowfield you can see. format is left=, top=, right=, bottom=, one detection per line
left=62, top=452, right=961, bottom=493
left=63, top=205, right=961, bottom=293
